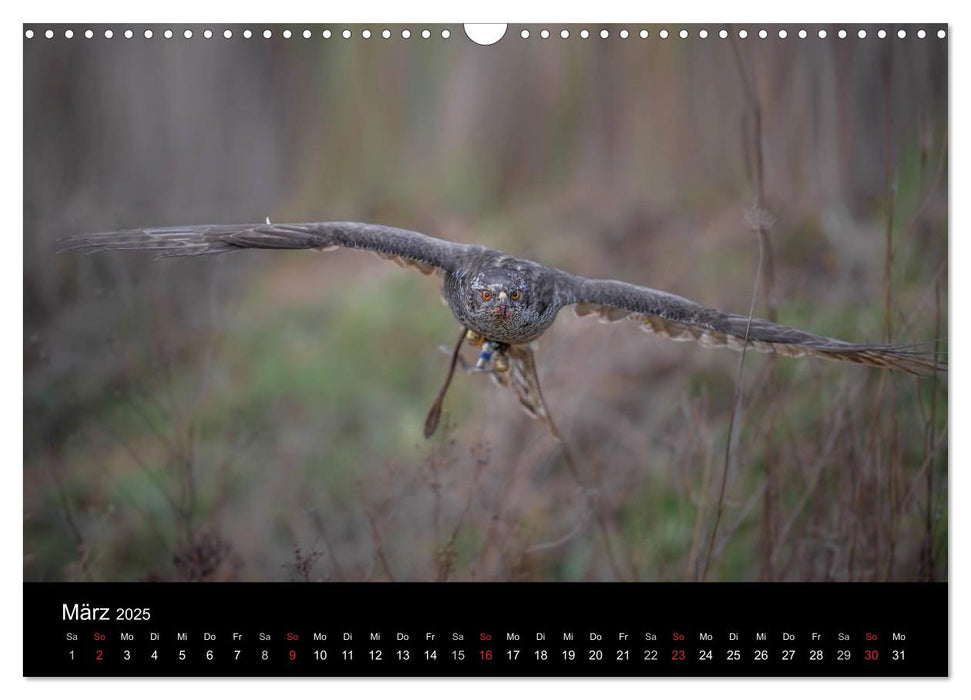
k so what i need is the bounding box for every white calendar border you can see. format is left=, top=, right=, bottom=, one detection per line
left=4, top=0, right=963, bottom=697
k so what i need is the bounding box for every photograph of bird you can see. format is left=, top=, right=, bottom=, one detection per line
left=27, top=22, right=946, bottom=583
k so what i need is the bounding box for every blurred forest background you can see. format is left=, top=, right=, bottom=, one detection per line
left=24, top=24, right=947, bottom=582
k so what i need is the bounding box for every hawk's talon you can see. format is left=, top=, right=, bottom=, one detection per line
left=475, top=340, right=501, bottom=370
left=472, top=338, right=511, bottom=373
left=466, top=330, right=485, bottom=346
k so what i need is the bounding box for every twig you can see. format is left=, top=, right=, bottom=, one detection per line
left=525, top=510, right=591, bottom=553
left=703, top=31, right=774, bottom=582
left=357, top=483, right=396, bottom=582
left=683, top=397, right=715, bottom=580
left=48, top=467, right=90, bottom=580
left=922, top=277, right=942, bottom=580
left=877, top=41, right=899, bottom=580
left=308, top=509, right=347, bottom=582
left=438, top=441, right=490, bottom=581
left=702, top=228, right=763, bottom=581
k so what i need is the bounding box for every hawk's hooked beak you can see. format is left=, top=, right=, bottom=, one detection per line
left=495, top=290, right=509, bottom=318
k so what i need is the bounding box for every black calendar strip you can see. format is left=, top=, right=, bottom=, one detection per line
left=24, top=582, right=947, bottom=677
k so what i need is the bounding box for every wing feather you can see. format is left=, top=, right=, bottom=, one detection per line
left=558, top=275, right=944, bottom=375
left=60, top=221, right=470, bottom=274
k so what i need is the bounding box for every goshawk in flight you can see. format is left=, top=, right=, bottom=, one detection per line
left=63, top=221, right=945, bottom=436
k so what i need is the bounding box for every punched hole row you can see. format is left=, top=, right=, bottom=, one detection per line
left=25, top=27, right=453, bottom=40
left=520, top=27, right=946, bottom=40
left=25, top=27, right=948, bottom=41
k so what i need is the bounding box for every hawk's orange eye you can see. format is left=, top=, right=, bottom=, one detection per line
left=510, top=290, right=521, bottom=301
left=481, top=289, right=492, bottom=301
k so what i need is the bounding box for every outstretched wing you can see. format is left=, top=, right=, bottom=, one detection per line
left=555, top=275, right=944, bottom=375
left=60, top=221, right=472, bottom=275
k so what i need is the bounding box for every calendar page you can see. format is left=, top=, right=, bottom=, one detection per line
left=23, top=21, right=948, bottom=677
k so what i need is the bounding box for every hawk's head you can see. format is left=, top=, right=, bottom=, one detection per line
left=470, top=268, right=528, bottom=323
left=452, top=256, right=558, bottom=345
